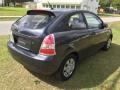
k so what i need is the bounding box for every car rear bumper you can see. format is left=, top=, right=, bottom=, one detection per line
left=7, top=41, right=59, bottom=75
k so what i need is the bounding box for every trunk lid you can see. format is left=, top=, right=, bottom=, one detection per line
left=12, top=26, right=45, bottom=54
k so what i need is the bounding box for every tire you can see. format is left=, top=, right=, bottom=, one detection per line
left=102, top=38, right=112, bottom=51
left=55, top=54, right=77, bottom=81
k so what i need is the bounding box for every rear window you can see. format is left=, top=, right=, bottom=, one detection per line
left=15, top=14, right=55, bottom=29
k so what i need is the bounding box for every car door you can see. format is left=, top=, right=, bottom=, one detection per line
left=83, top=12, right=108, bottom=51
left=66, top=12, right=93, bottom=58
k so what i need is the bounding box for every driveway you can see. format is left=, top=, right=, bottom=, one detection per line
left=0, top=17, right=120, bottom=35
left=0, top=21, right=14, bottom=35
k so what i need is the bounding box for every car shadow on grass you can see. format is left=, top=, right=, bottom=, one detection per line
left=28, top=43, right=120, bottom=89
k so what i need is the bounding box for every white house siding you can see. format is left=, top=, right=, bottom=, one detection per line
left=0, top=0, right=2, bottom=6
left=81, top=0, right=99, bottom=14
left=34, top=0, right=99, bottom=14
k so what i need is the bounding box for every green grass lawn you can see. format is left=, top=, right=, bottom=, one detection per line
left=0, top=17, right=19, bottom=21
left=0, top=22, right=120, bottom=90
left=0, top=7, right=29, bottom=16
left=0, top=7, right=29, bottom=21
left=98, top=13, right=120, bottom=17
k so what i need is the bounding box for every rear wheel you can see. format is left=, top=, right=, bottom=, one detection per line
left=102, top=38, right=112, bottom=50
left=55, top=54, right=77, bottom=81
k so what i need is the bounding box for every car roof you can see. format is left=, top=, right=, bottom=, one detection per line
left=27, top=9, right=91, bottom=16
left=49, top=9, right=90, bottom=15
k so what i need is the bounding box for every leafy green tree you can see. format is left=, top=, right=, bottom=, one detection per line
left=112, top=0, right=120, bottom=9
left=100, top=0, right=120, bottom=9
left=100, top=0, right=112, bottom=8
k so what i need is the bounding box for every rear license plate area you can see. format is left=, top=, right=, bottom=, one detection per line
left=17, top=37, right=31, bottom=50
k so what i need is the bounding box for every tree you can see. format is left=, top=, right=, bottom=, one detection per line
left=100, top=0, right=120, bottom=9
left=4, top=0, right=33, bottom=7
left=100, top=0, right=112, bottom=8
left=112, top=0, right=120, bottom=9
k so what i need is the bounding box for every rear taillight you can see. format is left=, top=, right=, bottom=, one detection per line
left=39, top=34, right=56, bottom=56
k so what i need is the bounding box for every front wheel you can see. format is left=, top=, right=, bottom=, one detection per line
left=55, top=54, right=77, bottom=81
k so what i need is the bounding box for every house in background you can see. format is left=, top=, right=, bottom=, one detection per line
left=0, top=0, right=4, bottom=6
left=33, top=0, right=100, bottom=14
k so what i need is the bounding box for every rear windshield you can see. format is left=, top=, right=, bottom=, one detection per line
left=15, top=14, right=55, bottom=29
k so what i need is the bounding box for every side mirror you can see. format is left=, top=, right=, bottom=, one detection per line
left=103, top=23, right=108, bottom=28
left=99, top=23, right=108, bottom=29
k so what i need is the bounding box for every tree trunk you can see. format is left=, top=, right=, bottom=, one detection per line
left=13, top=2, right=16, bottom=7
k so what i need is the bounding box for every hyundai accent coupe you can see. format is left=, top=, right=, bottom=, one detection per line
left=8, top=9, right=113, bottom=81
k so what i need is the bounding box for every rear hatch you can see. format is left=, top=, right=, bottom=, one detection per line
left=11, top=10, right=56, bottom=54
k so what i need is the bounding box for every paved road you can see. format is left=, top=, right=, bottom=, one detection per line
left=0, top=16, right=21, bottom=18
left=101, top=17, right=120, bottom=23
left=0, top=17, right=120, bottom=35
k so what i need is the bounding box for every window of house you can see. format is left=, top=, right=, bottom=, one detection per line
left=96, top=0, right=99, bottom=2
left=57, top=5, right=60, bottom=8
left=76, top=6, right=81, bottom=9
left=53, top=5, right=56, bottom=8
left=61, top=5, right=65, bottom=8
left=43, top=4, right=45, bottom=7
left=71, top=5, right=75, bottom=9
left=46, top=4, right=49, bottom=8
left=66, top=5, right=69, bottom=8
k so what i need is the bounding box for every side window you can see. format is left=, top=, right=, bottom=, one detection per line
left=84, top=13, right=102, bottom=29
left=68, top=13, right=86, bottom=30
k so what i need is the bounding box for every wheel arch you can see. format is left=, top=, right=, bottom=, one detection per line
left=62, top=47, right=79, bottom=62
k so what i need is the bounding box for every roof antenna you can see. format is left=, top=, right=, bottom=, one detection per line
left=48, top=1, right=54, bottom=10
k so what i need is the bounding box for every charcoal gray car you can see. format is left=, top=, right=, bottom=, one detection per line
left=8, top=9, right=113, bottom=81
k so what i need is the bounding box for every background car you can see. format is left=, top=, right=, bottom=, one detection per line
left=8, top=9, right=113, bottom=81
